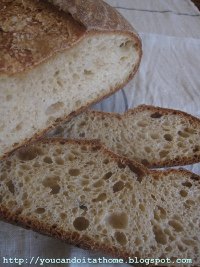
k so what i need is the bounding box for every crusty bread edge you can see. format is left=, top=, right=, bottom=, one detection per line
left=127, top=105, right=200, bottom=168
left=0, top=138, right=199, bottom=265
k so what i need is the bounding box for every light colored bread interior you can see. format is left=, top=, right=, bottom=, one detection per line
left=0, top=140, right=199, bottom=265
left=0, top=33, right=139, bottom=157
left=49, top=105, right=200, bottom=168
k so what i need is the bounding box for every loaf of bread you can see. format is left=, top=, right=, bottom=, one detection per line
left=49, top=105, right=200, bottom=168
left=0, top=139, right=199, bottom=266
left=0, top=0, right=142, bottom=159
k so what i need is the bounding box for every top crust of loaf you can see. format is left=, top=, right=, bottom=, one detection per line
left=0, top=0, right=142, bottom=75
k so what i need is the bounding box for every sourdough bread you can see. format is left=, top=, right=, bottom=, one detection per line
left=0, top=139, right=199, bottom=266
left=49, top=105, right=200, bottom=168
left=0, top=0, right=142, bottom=158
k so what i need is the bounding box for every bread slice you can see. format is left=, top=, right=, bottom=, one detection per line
left=0, top=0, right=141, bottom=159
left=0, top=139, right=199, bottom=265
left=49, top=105, right=200, bottom=168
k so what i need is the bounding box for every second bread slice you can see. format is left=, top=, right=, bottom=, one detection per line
left=49, top=105, right=200, bottom=168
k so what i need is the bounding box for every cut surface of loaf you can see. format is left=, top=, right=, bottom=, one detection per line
left=0, top=139, right=199, bottom=266
left=0, top=0, right=141, bottom=158
left=49, top=105, right=200, bottom=168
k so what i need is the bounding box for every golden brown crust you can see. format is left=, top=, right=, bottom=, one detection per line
left=0, top=0, right=142, bottom=75
left=0, top=0, right=85, bottom=75
left=49, top=0, right=135, bottom=32
left=151, top=168, right=200, bottom=183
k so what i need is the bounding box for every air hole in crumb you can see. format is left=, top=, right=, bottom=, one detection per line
left=185, top=199, right=195, bottom=206
left=33, top=162, right=40, bottom=168
left=92, top=193, right=107, bottom=202
left=139, top=204, right=145, bottom=212
left=93, top=180, right=104, bottom=188
left=169, top=220, right=184, bottom=232
left=137, top=121, right=148, bottom=127
left=150, top=133, right=159, bottom=140
left=81, top=146, right=87, bottom=151
left=135, top=237, right=141, bottom=246
left=43, top=156, right=53, bottom=164
left=67, top=154, right=76, bottom=161
left=24, top=176, right=30, bottom=182
left=151, top=112, right=163, bottom=118
left=84, top=69, right=93, bottom=75
left=180, top=190, right=188, bottom=197
left=165, top=246, right=172, bottom=252
left=113, top=181, right=124, bottom=193
left=55, top=157, right=64, bottom=165
left=60, top=213, right=67, bottom=219
left=193, top=145, right=200, bottom=153
left=154, top=206, right=167, bottom=221
left=182, top=181, right=192, bottom=188
left=114, top=232, right=127, bottom=245
left=120, top=56, right=128, bottom=62
left=81, top=180, right=89, bottom=186
left=69, top=169, right=80, bottom=176
left=14, top=123, right=22, bottom=132
left=132, top=195, right=136, bottom=206
left=35, top=208, right=45, bottom=214
left=103, top=172, right=113, bottom=180
left=117, top=162, right=126, bottom=169
left=103, top=159, right=109, bottom=165
left=6, top=95, right=12, bottom=101
left=178, top=131, right=190, bottom=138
left=107, top=212, right=128, bottom=229
left=54, top=70, right=60, bottom=76
left=73, top=217, right=89, bottom=231
left=153, top=225, right=167, bottom=245
left=119, top=40, right=132, bottom=49
left=0, top=173, right=7, bottom=181
left=42, top=176, right=60, bottom=194
left=144, top=147, right=151, bottom=153
left=6, top=180, right=15, bottom=194
left=17, top=147, right=43, bottom=161
left=182, top=238, right=196, bottom=246
left=159, top=150, right=169, bottom=158
left=79, top=204, right=88, bottom=211
left=79, top=133, right=85, bottom=138
left=22, top=192, right=28, bottom=201
left=45, top=102, right=64, bottom=115
left=164, top=134, right=173, bottom=142
left=73, top=73, right=80, bottom=80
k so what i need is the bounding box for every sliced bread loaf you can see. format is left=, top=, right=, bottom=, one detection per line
left=0, top=139, right=199, bottom=266
left=0, top=0, right=141, bottom=159
left=49, top=105, right=200, bottom=168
